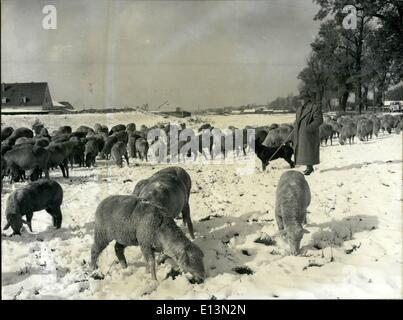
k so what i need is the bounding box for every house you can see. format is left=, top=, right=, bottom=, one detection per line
left=1, top=82, right=53, bottom=114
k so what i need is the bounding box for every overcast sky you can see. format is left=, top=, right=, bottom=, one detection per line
left=1, top=0, right=320, bottom=110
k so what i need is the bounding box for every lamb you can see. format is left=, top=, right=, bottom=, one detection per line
left=135, top=138, right=149, bottom=161
left=275, top=170, right=311, bottom=255
left=132, top=167, right=195, bottom=239
left=255, top=141, right=295, bottom=171
left=91, top=195, right=205, bottom=282
left=3, top=179, right=63, bottom=235
left=319, top=123, right=334, bottom=146
left=339, top=122, right=357, bottom=145
left=84, top=139, right=99, bottom=167
left=111, top=141, right=129, bottom=167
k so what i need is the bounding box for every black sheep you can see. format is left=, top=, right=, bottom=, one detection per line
left=3, top=179, right=63, bottom=235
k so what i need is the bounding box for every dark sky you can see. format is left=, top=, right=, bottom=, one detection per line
left=1, top=0, right=320, bottom=110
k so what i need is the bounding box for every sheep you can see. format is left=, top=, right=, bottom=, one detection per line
left=56, top=126, right=72, bottom=135
left=255, top=141, right=295, bottom=171
left=3, top=179, right=63, bottom=235
left=4, top=127, right=34, bottom=146
left=84, top=139, right=99, bottom=167
left=380, top=114, right=394, bottom=134
left=326, top=119, right=342, bottom=138
left=111, top=141, right=129, bottom=167
left=339, top=122, right=357, bottom=145
left=46, top=142, right=74, bottom=178
left=357, top=118, right=373, bottom=141
left=3, top=144, right=49, bottom=182
left=76, top=125, right=95, bottom=136
left=135, top=138, right=149, bottom=161
left=132, top=167, right=195, bottom=239
left=275, top=170, right=311, bottom=255
left=34, top=137, right=50, bottom=148
left=100, top=135, right=119, bottom=159
left=15, top=137, right=35, bottom=146
left=319, top=123, right=334, bottom=146
left=68, top=137, right=85, bottom=168
left=370, top=116, right=381, bottom=137
left=1, top=127, right=14, bottom=141
left=90, top=195, right=205, bottom=282
left=109, top=124, right=126, bottom=135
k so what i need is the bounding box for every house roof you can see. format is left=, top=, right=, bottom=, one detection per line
left=1, top=82, right=50, bottom=107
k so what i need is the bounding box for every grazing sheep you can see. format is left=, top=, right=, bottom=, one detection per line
left=1, top=127, right=14, bottom=141
left=319, top=123, right=334, bottom=146
left=132, top=167, right=194, bottom=239
left=109, top=124, right=126, bottom=135
left=135, top=138, right=149, bottom=161
left=111, top=141, right=129, bottom=167
left=3, top=180, right=63, bottom=235
left=339, top=122, right=357, bottom=145
left=3, top=144, right=49, bottom=182
left=84, top=140, right=99, bottom=167
left=91, top=195, right=205, bottom=282
left=255, top=141, right=294, bottom=171
left=275, top=170, right=311, bottom=255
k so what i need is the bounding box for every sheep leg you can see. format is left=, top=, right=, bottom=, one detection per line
left=124, top=153, right=129, bottom=165
left=114, top=242, right=128, bottom=268
left=182, top=202, right=195, bottom=239
left=90, top=233, right=109, bottom=270
left=59, top=164, right=66, bottom=178
left=47, top=207, right=62, bottom=228
left=64, top=160, right=70, bottom=178
left=141, top=245, right=157, bottom=280
left=25, top=212, right=33, bottom=232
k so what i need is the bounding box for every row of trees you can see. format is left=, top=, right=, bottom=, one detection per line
left=298, top=0, right=403, bottom=113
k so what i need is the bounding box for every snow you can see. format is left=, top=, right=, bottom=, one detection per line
left=1, top=111, right=402, bottom=299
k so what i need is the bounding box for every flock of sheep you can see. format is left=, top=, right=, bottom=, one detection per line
left=1, top=111, right=402, bottom=283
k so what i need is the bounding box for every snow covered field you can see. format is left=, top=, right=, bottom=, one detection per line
left=1, top=112, right=402, bottom=299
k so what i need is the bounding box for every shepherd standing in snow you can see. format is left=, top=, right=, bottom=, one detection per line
left=294, top=90, right=323, bottom=175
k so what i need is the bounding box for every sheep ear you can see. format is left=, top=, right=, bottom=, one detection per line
left=303, top=228, right=310, bottom=234
left=3, top=222, right=11, bottom=230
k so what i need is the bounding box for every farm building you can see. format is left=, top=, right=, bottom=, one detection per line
left=1, top=82, right=56, bottom=114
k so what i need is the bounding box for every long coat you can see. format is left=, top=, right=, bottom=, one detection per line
left=294, top=100, right=323, bottom=165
